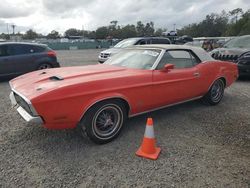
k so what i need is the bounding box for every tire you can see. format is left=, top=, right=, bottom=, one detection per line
left=79, top=100, right=127, bottom=144
left=202, top=79, right=225, bottom=105
left=37, top=63, right=52, bottom=70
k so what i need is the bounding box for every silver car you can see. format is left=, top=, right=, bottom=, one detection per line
left=98, top=37, right=171, bottom=63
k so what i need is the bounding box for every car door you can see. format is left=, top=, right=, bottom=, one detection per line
left=0, top=44, right=12, bottom=77
left=7, top=44, right=36, bottom=75
left=151, top=49, right=204, bottom=108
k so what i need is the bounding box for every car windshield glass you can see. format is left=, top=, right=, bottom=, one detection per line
left=104, top=49, right=161, bottom=70
left=114, top=38, right=139, bottom=48
left=223, top=36, right=250, bottom=49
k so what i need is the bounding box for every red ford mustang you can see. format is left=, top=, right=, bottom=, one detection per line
left=9, top=45, right=238, bottom=144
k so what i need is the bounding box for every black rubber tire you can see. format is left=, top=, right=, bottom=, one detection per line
left=202, top=79, right=225, bottom=105
left=79, top=100, right=127, bottom=144
left=37, top=63, right=52, bottom=70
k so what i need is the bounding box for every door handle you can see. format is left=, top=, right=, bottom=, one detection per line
left=193, top=72, right=200, bottom=77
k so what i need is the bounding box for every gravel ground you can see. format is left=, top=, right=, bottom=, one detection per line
left=0, top=49, right=249, bottom=187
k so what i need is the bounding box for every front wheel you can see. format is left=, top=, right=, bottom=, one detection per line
left=79, top=100, right=127, bottom=144
left=202, top=79, right=225, bottom=105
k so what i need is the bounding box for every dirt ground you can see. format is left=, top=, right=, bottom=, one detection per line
left=0, top=49, right=249, bottom=187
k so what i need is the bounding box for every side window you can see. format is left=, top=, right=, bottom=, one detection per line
left=151, top=39, right=170, bottom=44
left=156, top=50, right=200, bottom=70
left=138, top=40, right=146, bottom=45
left=151, top=39, right=159, bottom=44
left=0, top=45, right=8, bottom=57
left=8, top=44, right=34, bottom=55
left=32, top=46, right=46, bottom=53
left=160, top=39, right=170, bottom=44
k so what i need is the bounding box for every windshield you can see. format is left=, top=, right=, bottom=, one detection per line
left=223, top=36, right=250, bottom=49
left=104, top=49, right=161, bottom=70
left=114, top=38, right=139, bottom=48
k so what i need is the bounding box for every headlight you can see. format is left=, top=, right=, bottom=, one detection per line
left=13, top=93, right=34, bottom=115
left=243, top=52, right=250, bottom=58
left=240, top=52, right=250, bottom=58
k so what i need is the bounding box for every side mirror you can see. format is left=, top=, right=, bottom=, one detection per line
left=163, top=64, right=174, bottom=72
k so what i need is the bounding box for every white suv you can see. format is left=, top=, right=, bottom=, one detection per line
left=98, top=37, right=171, bottom=63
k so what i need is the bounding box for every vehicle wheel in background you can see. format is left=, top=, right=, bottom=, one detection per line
left=202, top=79, right=225, bottom=105
left=37, top=63, right=52, bottom=70
left=79, top=100, right=127, bottom=144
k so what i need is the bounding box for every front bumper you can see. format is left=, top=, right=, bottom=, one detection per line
left=238, top=64, right=250, bottom=76
left=98, top=56, right=109, bottom=63
left=53, top=62, right=60, bottom=68
left=9, top=91, right=43, bottom=124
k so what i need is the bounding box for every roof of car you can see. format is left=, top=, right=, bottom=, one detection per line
left=0, top=42, right=47, bottom=47
left=125, top=37, right=171, bottom=40
left=130, top=44, right=214, bottom=62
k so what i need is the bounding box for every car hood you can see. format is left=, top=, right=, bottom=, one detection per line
left=211, top=47, right=249, bottom=56
left=100, top=48, right=122, bottom=55
left=10, top=64, right=134, bottom=100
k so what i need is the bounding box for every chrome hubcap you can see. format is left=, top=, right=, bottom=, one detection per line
left=93, top=105, right=122, bottom=138
left=211, top=80, right=224, bottom=102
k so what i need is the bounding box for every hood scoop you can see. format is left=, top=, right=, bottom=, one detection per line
left=49, top=76, right=64, bottom=81
left=39, top=71, right=47, bottom=75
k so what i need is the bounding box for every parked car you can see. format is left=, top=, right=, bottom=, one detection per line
left=9, top=45, right=238, bottom=144
left=98, top=37, right=171, bottom=63
left=210, top=35, right=250, bottom=77
left=0, top=42, right=60, bottom=79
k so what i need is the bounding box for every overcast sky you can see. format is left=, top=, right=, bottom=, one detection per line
left=0, top=0, right=249, bottom=35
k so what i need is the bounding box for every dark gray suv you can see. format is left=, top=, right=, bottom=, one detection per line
left=0, top=42, right=60, bottom=79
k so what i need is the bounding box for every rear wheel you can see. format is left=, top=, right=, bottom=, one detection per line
left=202, top=79, right=225, bottom=105
left=79, top=100, right=127, bottom=144
left=37, top=63, right=52, bottom=70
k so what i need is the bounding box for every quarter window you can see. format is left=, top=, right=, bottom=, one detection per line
left=157, top=50, right=200, bottom=70
left=138, top=40, right=147, bottom=45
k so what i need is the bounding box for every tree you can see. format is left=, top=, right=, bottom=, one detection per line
left=177, top=10, right=230, bottom=37
left=96, top=26, right=109, bottom=39
left=120, top=25, right=137, bottom=38
left=23, top=29, right=38, bottom=39
left=64, top=28, right=82, bottom=37
left=136, top=21, right=145, bottom=36
left=47, top=30, right=60, bottom=39
left=226, top=10, right=250, bottom=36
left=135, top=21, right=155, bottom=37
left=110, top=20, right=118, bottom=29
left=154, top=28, right=166, bottom=36
left=144, top=22, right=154, bottom=36
left=0, top=33, right=10, bottom=40
left=229, top=8, right=243, bottom=23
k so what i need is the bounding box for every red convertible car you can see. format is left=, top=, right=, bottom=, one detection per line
left=9, top=45, right=238, bottom=144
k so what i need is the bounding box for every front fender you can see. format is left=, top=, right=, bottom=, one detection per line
left=78, top=92, right=132, bottom=121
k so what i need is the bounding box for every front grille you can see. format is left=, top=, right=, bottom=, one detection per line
left=212, top=53, right=238, bottom=62
left=14, top=93, right=33, bottom=115
left=100, top=53, right=110, bottom=58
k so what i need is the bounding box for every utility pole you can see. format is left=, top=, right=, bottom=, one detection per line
left=173, top=24, right=176, bottom=31
left=82, top=25, right=84, bottom=38
left=11, top=24, right=16, bottom=35
left=7, top=23, right=9, bottom=35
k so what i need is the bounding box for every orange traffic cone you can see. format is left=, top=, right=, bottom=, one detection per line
left=136, top=118, right=161, bottom=160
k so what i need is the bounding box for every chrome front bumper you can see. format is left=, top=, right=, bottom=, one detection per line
left=9, top=91, right=43, bottom=124
left=98, top=56, right=109, bottom=63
